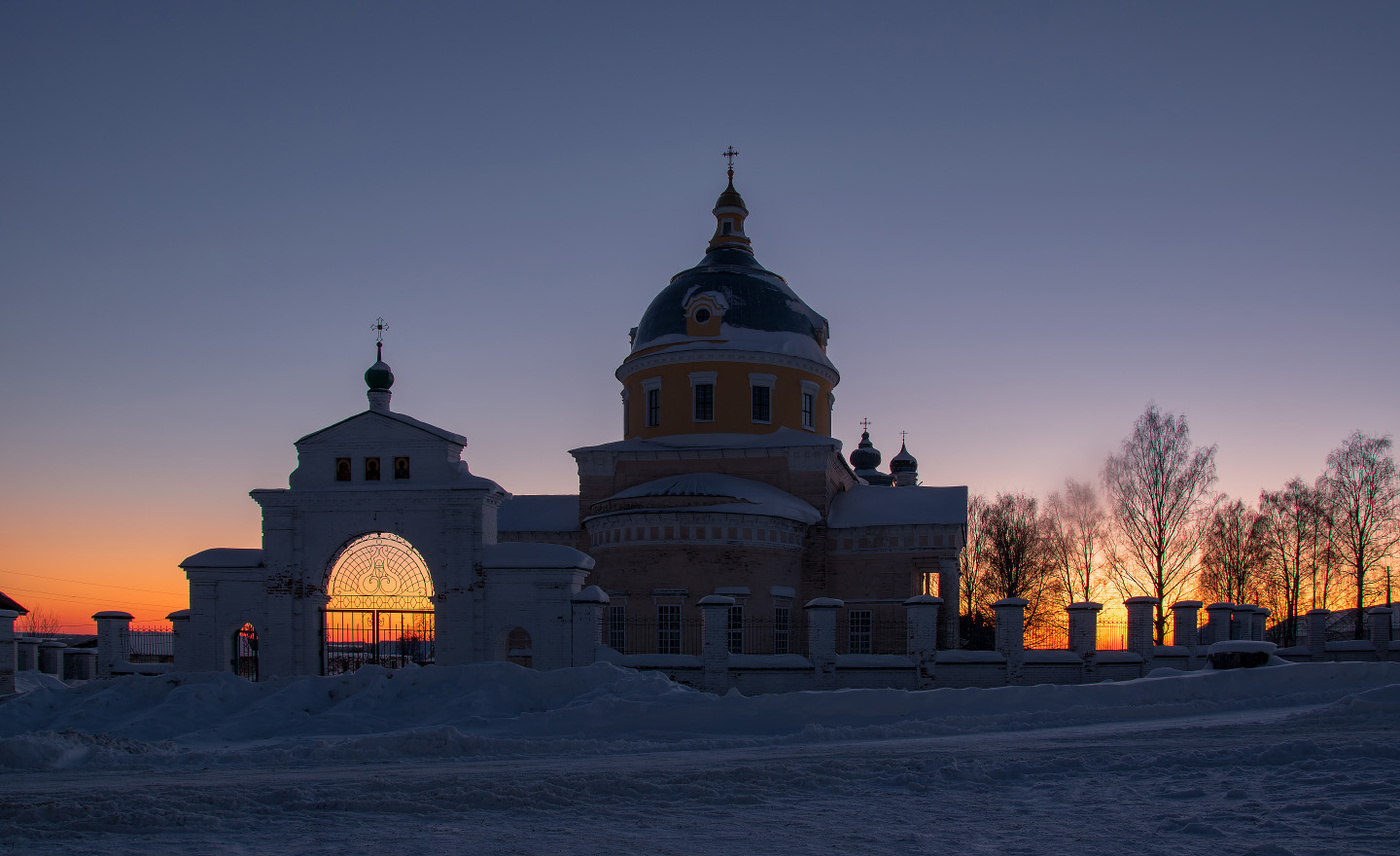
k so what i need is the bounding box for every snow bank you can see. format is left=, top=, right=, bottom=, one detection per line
left=3, top=661, right=1398, bottom=771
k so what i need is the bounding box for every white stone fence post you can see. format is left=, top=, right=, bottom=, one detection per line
left=993, top=597, right=1027, bottom=683
left=1307, top=609, right=1330, bottom=660
left=1125, top=596, right=1158, bottom=660
left=38, top=640, right=66, bottom=675
left=570, top=586, right=608, bottom=667
left=1205, top=603, right=1234, bottom=646
left=698, top=594, right=735, bottom=694
left=1172, top=601, right=1202, bottom=650
left=1251, top=608, right=1269, bottom=642
left=904, top=595, right=941, bottom=688
left=1368, top=607, right=1393, bottom=661
left=166, top=609, right=192, bottom=670
left=1067, top=602, right=1102, bottom=656
left=0, top=609, right=16, bottom=695
left=93, top=610, right=134, bottom=678
left=1231, top=605, right=1256, bottom=641
left=805, top=598, right=842, bottom=690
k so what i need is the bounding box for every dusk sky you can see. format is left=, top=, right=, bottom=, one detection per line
left=3, top=2, right=1397, bottom=628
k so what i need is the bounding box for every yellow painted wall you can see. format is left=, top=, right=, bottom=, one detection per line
left=621, top=359, right=833, bottom=439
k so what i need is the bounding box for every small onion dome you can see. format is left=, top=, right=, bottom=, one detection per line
left=849, top=430, right=882, bottom=471
left=364, top=358, right=395, bottom=391
left=890, top=442, right=917, bottom=473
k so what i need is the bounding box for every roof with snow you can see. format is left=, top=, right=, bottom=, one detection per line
left=482, top=542, right=594, bottom=570
left=592, top=472, right=822, bottom=525
left=0, top=591, right=27, bottom=614
left=498, top=495, right=580, bottom=532
left=180, top=548, right=266, bottom=568
left=628, top=247, right=834, bottom=371
left=296, top=409, right=467, bottom=447
left=827, top=484, right=968, bottom=528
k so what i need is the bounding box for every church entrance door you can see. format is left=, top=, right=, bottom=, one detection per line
left=324, top=532, right=435, bottom=675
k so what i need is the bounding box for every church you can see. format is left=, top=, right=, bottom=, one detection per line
left=177, top=163, right=968, bottom=678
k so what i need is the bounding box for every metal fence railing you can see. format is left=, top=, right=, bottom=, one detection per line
left=128, top=623, right=174, bottom=663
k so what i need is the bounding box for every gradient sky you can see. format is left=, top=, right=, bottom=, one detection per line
left=3, top=2, right=1397, bottom=628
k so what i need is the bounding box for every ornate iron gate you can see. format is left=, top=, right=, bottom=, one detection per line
left=234, top=623, right=259, bottom=681
left=324, top=532, right=436, bottom=675
left=324, top=608, right=434, bottom=674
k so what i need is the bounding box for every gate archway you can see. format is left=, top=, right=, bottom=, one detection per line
left=324, top=532, right=435, bottom=675
left=234, top=623, right=259, bottom=681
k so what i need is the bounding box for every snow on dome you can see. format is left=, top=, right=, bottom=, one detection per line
left=628, top=246, right=833, bottom=371
left=601, top=472, right=821, bottom=524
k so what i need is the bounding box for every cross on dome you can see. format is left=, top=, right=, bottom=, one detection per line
left=371, top=317, right=390, bottom=360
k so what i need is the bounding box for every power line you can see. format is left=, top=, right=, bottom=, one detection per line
left=2, top=569, right=182, bottom=597
left=2, top=584, right=180, bottom=613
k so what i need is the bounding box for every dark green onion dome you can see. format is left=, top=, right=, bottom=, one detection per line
left=890, top=442, right=918, bottom=473
left=364, top=358, right=395, bottom=391
left=627, top=180, right=834, bottom=372
left=850, top=430, right=882, bottom=471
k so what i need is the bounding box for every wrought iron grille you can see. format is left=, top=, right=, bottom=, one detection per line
left=324, top=532, right=436, bottom=674
left=325, top=609, right=434, bottom=674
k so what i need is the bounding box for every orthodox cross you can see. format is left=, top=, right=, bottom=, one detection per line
left=860, top=417, right=872, bottom=432
left=723, top=146, right=739, bottom=180
left=900, top=430, right=909, bottom=444
left=372, top=317, right=389, bottom=360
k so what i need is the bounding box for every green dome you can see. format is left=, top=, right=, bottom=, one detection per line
left=364, top=359, right=395, bottom=391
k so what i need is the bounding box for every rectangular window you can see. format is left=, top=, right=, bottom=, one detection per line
left=364, top=458, right=381, bottom=481
left=751, top=385, right=771, bottom=423
left=774, top=605, right=791, bottom=655
left=801, top=392, right=814, bottom=429
left=694, top=383, right=714, bottom=421
left=727, top=605, right=744, bottom=654
left=335, top=458, right=352, bottom=482
left=849, top=610, right=873, bottom=655
left=657, top=604, right=681, bottom=655
left=646, top=388, right=661, bottom=427
left=393, top=457, right=410, bottom=479
left=608, top=605, right=626, bottom=653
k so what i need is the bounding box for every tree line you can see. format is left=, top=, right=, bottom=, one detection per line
left=959, top=405, right=1400, bottom=648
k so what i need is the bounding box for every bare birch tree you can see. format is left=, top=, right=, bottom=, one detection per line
left=1103, top=404, right=1218, bottom=643
left=1321, top=431, right=1400, bottom=639
left=1044, top=479, right=1107, bottom=605
left=1256, top=478, right=1324, bottom=646
left=1197, top=498, right=1265, bottom=605
left=959, top=494, right=992, bottom=647
left=980, top=492, right=1056, bottom=633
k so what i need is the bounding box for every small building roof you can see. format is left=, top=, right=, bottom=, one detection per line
left=572, top=427, right=840, bottom=456
left=0, top=591, right=28, bottom=614
left=827, top=484, right=968, bottom=528
left=481, top=542, right=595, bottom=570
left=498, top=495, right=580, bottom=532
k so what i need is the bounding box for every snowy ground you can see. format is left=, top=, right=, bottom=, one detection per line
left=2, top=662, right=1398, bottom=855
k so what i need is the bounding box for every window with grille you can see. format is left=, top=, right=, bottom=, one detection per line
left=849, top=610, right=873, bottom=654
left=694, top=383, right=714, bottom=421
left=801, top=392, right=814, bottom=429
left=751, top=385, right=771, bottom=423
left=774, top=605, right=791, bottom=655
left=657, top=604, right=681, bottom=655
left=727, top=605, right=744, bottom=654
left=646, top=388, right=661, bottom=427
left=608, top=605, right=626, bottom=653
